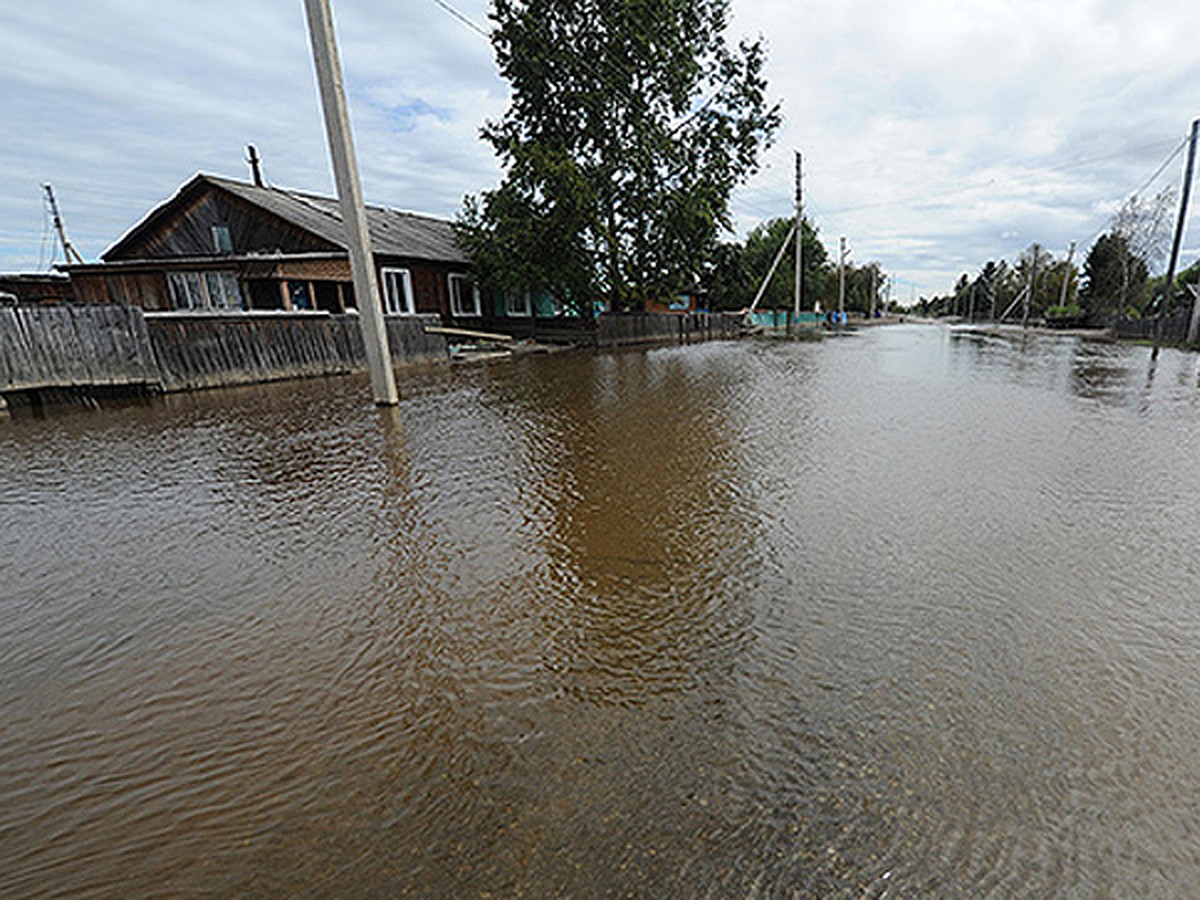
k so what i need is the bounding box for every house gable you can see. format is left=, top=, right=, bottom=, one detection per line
left=102, top=176, right=341, bottom=261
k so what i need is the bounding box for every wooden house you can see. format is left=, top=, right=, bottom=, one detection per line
left=0, top=273, right=76, bottom=305
left=66, top=174, right=484, bottom=326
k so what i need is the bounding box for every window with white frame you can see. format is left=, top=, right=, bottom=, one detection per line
left=504, top=289, right=531, bottom=317
left=211, top=225, right=233, bottom=254
left=381, top=267, right=414, bottom=315
left=167, top=271, right=243, bottom=310
left=448, top=273, right=481, bottom=317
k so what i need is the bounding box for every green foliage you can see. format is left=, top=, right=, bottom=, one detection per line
left=1080, top=232, right=1148, bottom=317
left=1045, top=303, right=1083, bottom=319
left=922, top=244, right=1082, bottom=321
left=1146, top=257, right=1200, bottom=313
left=459, top=0, right=781, bottom=310
left=706, top=217, right=829, bottom=310
left=700, top=217, right=893, bottom=315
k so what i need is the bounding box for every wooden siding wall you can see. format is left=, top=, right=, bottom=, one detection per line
left=0, top=305, right=159, bottom=392
left=410, top=267, right=446, bottom=316
left=109, top=189, right=336, bottom=260
left=72, top=271, right=170, bottom=309
left=0, top=277, right=75, bottom=305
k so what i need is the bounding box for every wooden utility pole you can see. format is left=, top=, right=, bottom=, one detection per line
left=42, top=184, right=84, bottom=265
left=793, top=152, right=803, bottom=333
left=305, top=0, right=398, bottom=405
left=1160, top=118, right=1200, bottom=352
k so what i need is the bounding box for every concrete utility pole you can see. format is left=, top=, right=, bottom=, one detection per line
left=1022, top=247, right=1037, bottom=328
left=305, top=0, right=398, bottom=405
left=748, top=222, right=796, bottom=315
left=838, top=236, right=848, bottom=330
left=870, top=267, right=878, bottom=320
left=1058, top=241, right=1076, bottom=310
left=1189, top=284, right=1200, bottom=345
left=793, top=151, right=803, bottom=333
left=1160, top=118, right=1200, bottom=352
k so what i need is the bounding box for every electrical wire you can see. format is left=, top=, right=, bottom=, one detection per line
left=429, top=0, right=491, bottom=39
left=1072, top=134, right=1188, bottom=260
left=429, top=0, right=1194, bottom=290
left=428, top=0, right=741, bottom=139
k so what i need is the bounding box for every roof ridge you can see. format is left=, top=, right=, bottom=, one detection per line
left=200, top=172, right=455, bottom=224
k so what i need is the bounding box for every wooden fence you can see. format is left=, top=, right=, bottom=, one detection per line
left=145, top=312, right=445, bottom=391
left=1, top=306, right=739, bottom=408
left=596, top=312, right=741, bottom=347
left=0, top=306, right=447, bottom=399
left=1108, top=310, right=1194, bottom=345
left=0, top=304, right=159, bottom=393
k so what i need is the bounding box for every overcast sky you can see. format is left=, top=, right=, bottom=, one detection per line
left=2, top=0, right=1199, bottom=299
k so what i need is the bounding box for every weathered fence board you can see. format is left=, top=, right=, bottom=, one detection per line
left=144, top=312, right=447, bottom=391
left=2, top=306, right=739, bottom=403
left=596, top=312, right=741, bottom=347
left=0, top=305, right=159, bottom=391
left=1109, top=310, right=1193, bottom=345
left=0, top=307, right=448, bottom=398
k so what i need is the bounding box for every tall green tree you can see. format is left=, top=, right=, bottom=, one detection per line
left=458, top=0, right=781, bottom=311
left=704, top=217, right=832, bottom=311
left=1080, top=232, right=1148, bottom=317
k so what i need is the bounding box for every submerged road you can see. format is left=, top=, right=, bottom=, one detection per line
left=4, top=324, right=1200, bottom=894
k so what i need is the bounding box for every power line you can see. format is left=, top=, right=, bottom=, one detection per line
left=428, top=0, right=741, bottom=141
left=429, top=0, right=490, bottom=39
left=739, top=135, right=1187, bottom=226
left=1074, top=135, right=1189, bottom=258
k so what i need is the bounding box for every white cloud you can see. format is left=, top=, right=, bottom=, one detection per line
left=1, top=0, right=1198, bottom=298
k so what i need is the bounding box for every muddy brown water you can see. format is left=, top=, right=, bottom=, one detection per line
left=4, top=325, right=1200, bottom=895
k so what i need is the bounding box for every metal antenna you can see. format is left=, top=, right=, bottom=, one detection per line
left=43, top=184, right=84, bottom=265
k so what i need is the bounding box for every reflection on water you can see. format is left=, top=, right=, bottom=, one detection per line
left=5, top=326, right=1200, bottom=895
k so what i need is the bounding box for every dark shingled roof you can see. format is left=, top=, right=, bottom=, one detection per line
left=203, top=175, right=469, bottom=264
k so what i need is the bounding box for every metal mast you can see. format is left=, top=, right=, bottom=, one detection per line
left=43, top=184, right=84, bottom=265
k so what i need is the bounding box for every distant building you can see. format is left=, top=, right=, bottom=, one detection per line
left=0, top=273, right=75, bottom=305
left=65, top=173, right=483, bottom=325
left=644, top=290, right=705, bottom=315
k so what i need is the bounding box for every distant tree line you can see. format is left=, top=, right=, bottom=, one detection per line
left=917, top=187, right=1200, bottom=322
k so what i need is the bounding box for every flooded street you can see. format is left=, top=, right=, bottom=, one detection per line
left=5, top=324, right=1200, bottom=895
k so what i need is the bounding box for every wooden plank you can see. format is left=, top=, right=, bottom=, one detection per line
left=424, top=325, right=514, bottom=342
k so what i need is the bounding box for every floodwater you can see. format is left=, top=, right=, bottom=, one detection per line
left=4, top=324, right=1200, bottom=896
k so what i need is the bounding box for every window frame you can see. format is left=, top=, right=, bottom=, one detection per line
left=167, top=270, right=243, bottom=311
left=504, top=289, right=532, bottom=318
left=448, top=273, right=481, bottom=317
left=211, top=224, right=233, bottom=255
left=381, top=267, right=415, bottom=315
